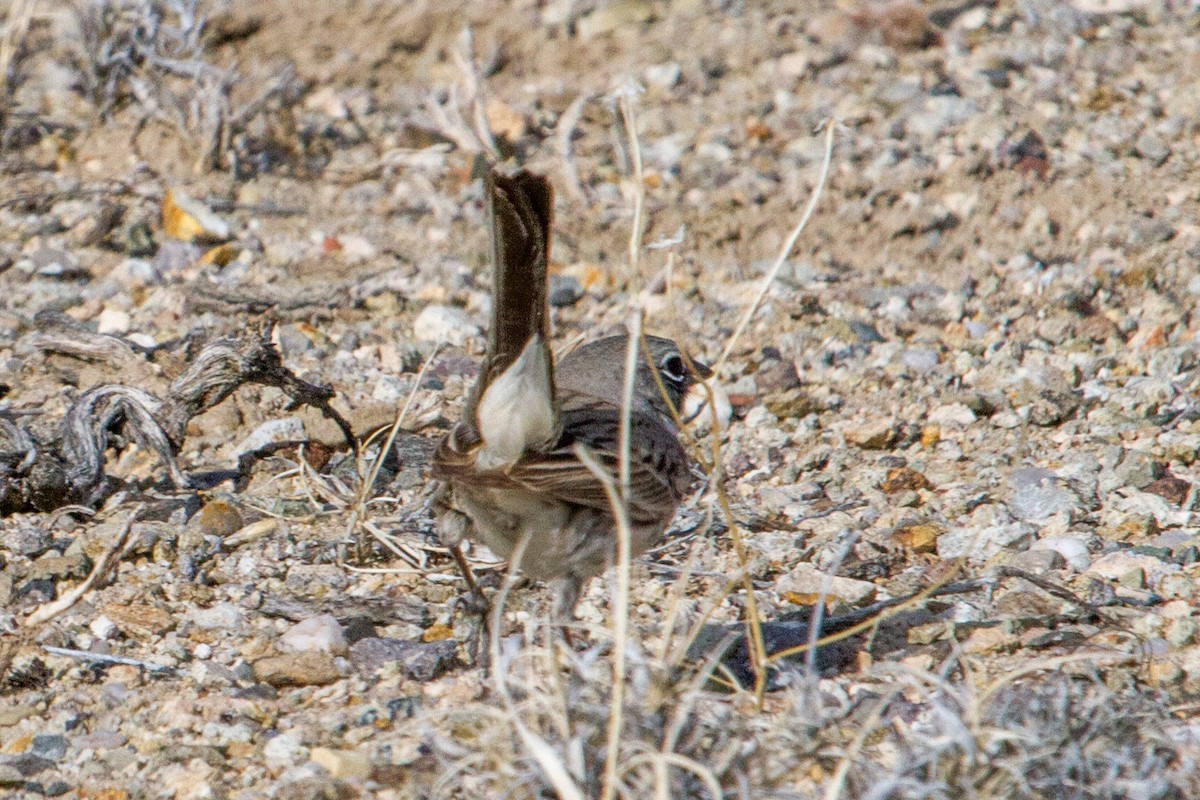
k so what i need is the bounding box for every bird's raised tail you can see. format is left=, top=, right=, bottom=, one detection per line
left=467, top=169, right=558, bottom=470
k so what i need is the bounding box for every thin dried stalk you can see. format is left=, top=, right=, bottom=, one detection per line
left=24, top=503, right=142, bottom=627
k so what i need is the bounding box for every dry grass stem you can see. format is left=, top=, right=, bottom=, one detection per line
left=23, top=503, right=143, bottom=627
left=346, top=341, right=440, bottom=560
left=716, top=119, right=836, bottom=372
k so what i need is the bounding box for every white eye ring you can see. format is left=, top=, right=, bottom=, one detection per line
left=660, top=353, right=687, bottom=383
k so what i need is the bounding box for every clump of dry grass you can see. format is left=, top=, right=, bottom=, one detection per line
left=407, top=637, right=1197, bottom=799
left=68, top=0, right=304, bottom=172
left=414, top=629, right=829, bottom=799
left=0, top=0, right=38, bottom=144
left=831, top=662, right=1196, bottom=800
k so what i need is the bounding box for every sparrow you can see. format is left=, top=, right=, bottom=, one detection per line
left=432, top=168, right=710, bottom=619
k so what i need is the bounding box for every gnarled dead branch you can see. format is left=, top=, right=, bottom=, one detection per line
left=1, top=319, right=354, bottom=514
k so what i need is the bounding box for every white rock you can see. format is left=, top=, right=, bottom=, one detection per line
left=644, top=62, right=681, bottom=90
left=194, top=643, right=213, bottom=660
left=89, top=615, right=118, bottom=640
left=278, top=615, right=348, bottom=656
left=1087, top=552, right=1178, bottom=584
left=336, top=234, right=376, bottom=263
left=96, top=307, right=131, bottom=335
left=310, top=746, right=371, bottom=780
left=938, top=522, right=1035, bottom=561
left=233, top=417, right=306, bottom=457
left=957, top=6, right=988, bottom=30
left=189, top=602, right=245, bottom=630
left=928, top=403, right=977, bottom=427
left=777, top=563, right=877, bottom=605
left=1107, top=490, right=1190, bottom=528
left=263, top=732, right=309, bottom=768
left=413, top=304, right=480, bottom=346
left=777, top=51, right=811, bottom=78
left=109, top=258, right=160, bottom=285
left=1031, top=536, right=1091, bottom=571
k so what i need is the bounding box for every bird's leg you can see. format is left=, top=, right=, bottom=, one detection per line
left=551, top=575, right=585, bottom=650
left=439, top=505, right=492, bottom=664
left=450, top=542, right=488, bottom=612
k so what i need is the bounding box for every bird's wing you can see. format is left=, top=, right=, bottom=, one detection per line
left=509, top=403, right=693, bottom=524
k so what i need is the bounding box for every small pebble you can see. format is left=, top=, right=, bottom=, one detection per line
left=1165, top=618, right=1197, bottom=648
left=309, top=746, right=371, bottom=780
left=88, top=615, right=118, bottom=641
left=413, top=304, right=479, bottom=346
left=278, top=615, right=349, bottom=656
left=253, top=653, right=343, bottom=687
left=262, top=732, right=309, bottom=768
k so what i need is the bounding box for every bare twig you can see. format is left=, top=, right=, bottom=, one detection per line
left=613, top=80, right=647, bottom=290
left=43, top=644, right=179, bottom=676
left=556, top=92, right=593, bottom=201
left=715, top=119, right=835, bottom=373
left=23, top=503, right=143, bottom=627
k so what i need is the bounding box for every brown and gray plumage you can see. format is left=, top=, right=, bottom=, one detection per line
left=432, top=168, right=710, bottom=617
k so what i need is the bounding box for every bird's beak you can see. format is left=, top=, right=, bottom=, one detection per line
left=682, top=375, right=731, bottom=431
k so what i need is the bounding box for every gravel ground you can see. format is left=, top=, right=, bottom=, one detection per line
left=2, top=0, right=1200, bottom=797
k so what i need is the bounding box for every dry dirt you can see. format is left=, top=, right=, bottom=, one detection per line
left=2, top=0, right=1200, bottom=798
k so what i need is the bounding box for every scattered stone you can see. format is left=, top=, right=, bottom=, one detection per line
left=96, top=307, right=131, bottom=335
left=1086, top=552, right=1177, bottom=588
left=962, top=626, right=1019, bottom=655
left=188, top=501, right=245, bottom=539
left=1102, top=450, right=1163, bottom=492
left=881, top=467, right=932, bottom=493
left=413, top=304, right=479, bottom=346
left=1008, top=468, right=1080, bottom=522
left=927, top=403, right=976, bottom=427
left=762, top=388, right=821, bottom=419
left=776, top=564, right=877, bottom=605
left=28, top=550, right=90, bottom=581
left=892, top=522, right=940, bottom=553
left=1158, top=573, right=1195, bottom=600
left=101, top=604, right=176, bottom=638
left=548, top=274, right=584, bottom=307
left=845, top=419, right=898, bottom=450
left=348, top=638, right=459, bottom=681
left=1004, top=548, right=1066, bottom=574
left=29, top=735, right=68, bottom=762
left=908, top=621, right=951, bottom=645
left=1102, top=515, right=1159, bottom=542
left=309, top=747, right=371, bottom=781
left=253, top=653, right=343, bottom=687
left=0, top=707, right=35, bottom=727
left=278, top=615, right=349, bottom=656
left=1147, top=660, right=1185, bottom=686
left=189, top=602, right=245, bottom=631
left=262, top=732, right=309, bottom=768
left=233, top=418, right=307, bottom=458
left=1030, top=537, right=1090, bottom=571
left=1165, top=618, right=1197, bottom=648
left=1143, top=476, right=1191, bottom=506
left=644, top=61, right=682, bottom=90
left=576, top=0, right=654, bottom=38
left=754, top=358, right=801, bottom=394
left=1134, top=132, right=1171, bottom=166
left=937, top=522, right=1035, bottom=561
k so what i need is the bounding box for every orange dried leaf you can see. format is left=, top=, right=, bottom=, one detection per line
left=162, top=189, right=231, bottom=243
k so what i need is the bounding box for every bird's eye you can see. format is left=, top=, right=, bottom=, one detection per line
left=660, top=353, right=688, bottom=384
